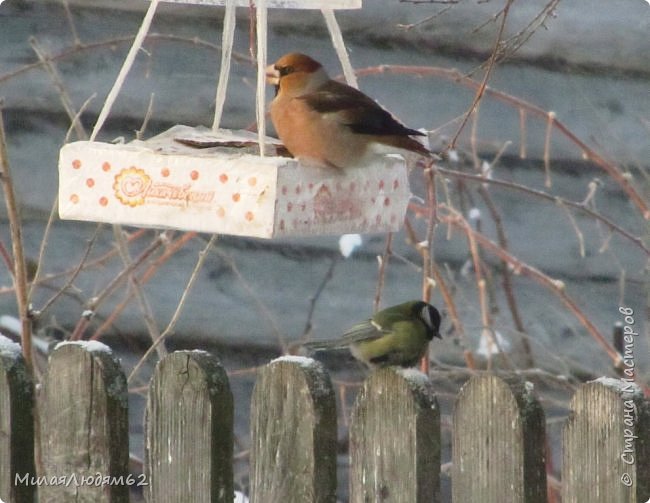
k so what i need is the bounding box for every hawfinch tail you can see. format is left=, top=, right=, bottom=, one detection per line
left=266, top=53, right=432, bottom=169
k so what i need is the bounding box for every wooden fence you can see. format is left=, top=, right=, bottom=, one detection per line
left=0, top=337, right=648, bottom=503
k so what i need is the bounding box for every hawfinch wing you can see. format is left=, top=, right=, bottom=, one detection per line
left=297, top=80, right=425, bottom=138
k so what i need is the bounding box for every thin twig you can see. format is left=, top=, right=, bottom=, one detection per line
left=543, top=111, right=555, bottom=187
left=0, top=33, right=252, bottom=86
left=476, top=185, right=532, bottom=366
left=492, top=0, right=560, bottom=69
left=0, top=229, right=148, bottom=299
left=519, top=107, right=527, bottom=159
left=29, top=37, right=86, bottom=141
left=136, top=93, right=155, bottom=141
left=60, top=0, right=81, bottom=46
left=90, top=232, right=196, bottom=340
left=302, top=257, right=338, bottom=338
left=0, top=104, right=33, bottom=372
left=127, top=235, right=218, bottom=383
left=405, top=215, right=474, bottom=368
left=70, top=233, right=166, bottom=340
left=397, top=4, right=455, bottom=30
left=433, top=167, right=648, bottom=255
left=37, top=225, right=102, bottom=316
left=374, top=232, right=394, bottom=313
left=113, top=227, right=167, bottom=360
left=399, top=0, right=458, bottom=3
left=213, top=246, right=287, bottom=351
left=353, top=64, right=649, bottom=218
left=421, top=163, right=439, bottom=373
left=64, top=93, right=96, bottom=144
left=248, top=2, right=257, bottom=61
left=436, top=204, right=624, bottom=368
left=448, top=0, right=512, bottom=149
left=557, top=200, right=586, bottom=258
left=0, top=241, right=15, bottom=277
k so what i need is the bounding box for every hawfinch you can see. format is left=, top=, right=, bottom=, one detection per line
left=266, top=53, right=432, bottom=169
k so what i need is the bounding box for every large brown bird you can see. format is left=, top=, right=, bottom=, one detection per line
left=266, top=52, right=433, bottom=169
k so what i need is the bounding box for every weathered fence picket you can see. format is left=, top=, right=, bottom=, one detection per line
left=39, top=341, right=129, bottom=503
left=562, top=378, right=650, bottom=503
left=0, top=337, right=35, bottom=503
left=250, top=357, right=337, bottom=503
left=350, top=368, right=440, bottom=503
left=452, top=374, right=547, bottom=503
left=145, top=350, right=233, bottom=503
left=0, top=335, right=648, bottom=503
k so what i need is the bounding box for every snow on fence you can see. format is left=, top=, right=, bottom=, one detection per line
left=1, top=338, right=648, bottom=502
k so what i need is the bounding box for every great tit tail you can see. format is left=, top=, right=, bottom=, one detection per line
left=302, top=339, right=346, bottom=351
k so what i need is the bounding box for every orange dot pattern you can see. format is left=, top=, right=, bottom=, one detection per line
left=63, top=151, right=407, bottom=235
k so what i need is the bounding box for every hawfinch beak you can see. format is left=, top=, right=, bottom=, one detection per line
left=265, top=64, right=280, bottom=86
left=267, top=52, right=434, bottom=170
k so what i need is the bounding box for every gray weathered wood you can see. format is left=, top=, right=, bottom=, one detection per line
left=452, top=373, right=546, bottom=503
left=350, top=368, right=440, bottom=503
left=40, top=341, right=129, bottom=503
left=563, top=378, right=650, bottom=503
left=0, top=335, right=35, bottom=503
left=145, top=350, right=233, bottom=503
left=250, top=357, right=337, bottom=503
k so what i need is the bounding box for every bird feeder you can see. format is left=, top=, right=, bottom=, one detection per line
left=58, top=0, right=412, bottom=238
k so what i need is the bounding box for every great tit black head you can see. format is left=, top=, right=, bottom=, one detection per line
left=412, top=301, right=442, bottom=341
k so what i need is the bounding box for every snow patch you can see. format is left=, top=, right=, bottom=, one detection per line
left=0, top=334, right=22, bottom=358
left=56, top=340, right=113, bottom=355
left=477, top=329, right=511, bottom=357
left=234, top=491, right=250, bottom=503
left=339, top=233, right=362, bottom=258
left=273, top=355, right=316, bottom=367
left=0, top=315, right=22, bottom=336
left=594, top=376, right=642, bottom=398
left=396, top=367, right=430, bottom=386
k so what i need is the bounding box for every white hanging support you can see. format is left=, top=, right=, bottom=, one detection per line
left=59, top=0, right=412, bottom=241
left=322, top=8, right=358, bottom=89
left=212, top=0, right=237, bottom=130
left=255, top=0, right=268, bottom=157
left=90, top=0, right=161, bottom=141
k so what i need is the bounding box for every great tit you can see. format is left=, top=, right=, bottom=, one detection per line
left=304, top=300, right=441, bottom=368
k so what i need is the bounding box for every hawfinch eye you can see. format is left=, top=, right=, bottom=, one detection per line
left=278, top=65, right=294, bottom=77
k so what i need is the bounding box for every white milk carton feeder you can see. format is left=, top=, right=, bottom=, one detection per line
left=57, top=0, right=412, bottom=238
